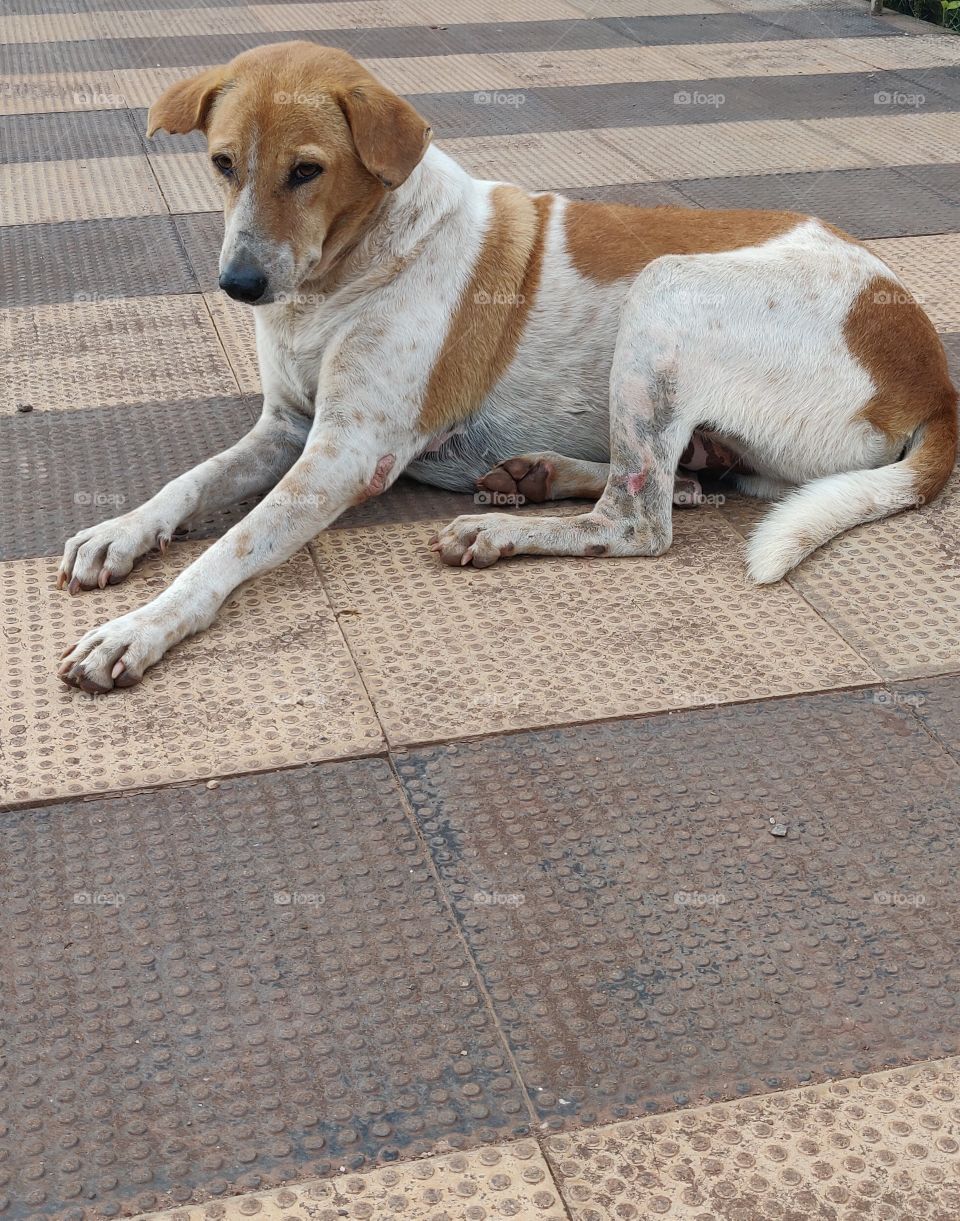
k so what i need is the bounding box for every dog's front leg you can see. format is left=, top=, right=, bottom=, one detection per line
left=58, top=405, right=310, bottom=593
left=58, top=423, right=416, bottom=692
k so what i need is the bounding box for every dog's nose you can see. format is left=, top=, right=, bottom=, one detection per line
left=219, top=261, right=268, bottom=304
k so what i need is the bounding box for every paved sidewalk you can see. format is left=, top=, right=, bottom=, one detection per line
left=1, top=1, right=959, bottom=1218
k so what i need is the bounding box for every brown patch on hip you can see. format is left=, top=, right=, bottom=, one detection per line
left=563, top=202, right=805, bottom=284
left=846, top=274, right=958, bottom=502
left=418, top=187, right=552, bottom=435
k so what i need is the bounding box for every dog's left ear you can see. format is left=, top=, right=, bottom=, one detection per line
left=147, top=66, right=227, bottom=137
left=338, top=83, right=432, bottom=189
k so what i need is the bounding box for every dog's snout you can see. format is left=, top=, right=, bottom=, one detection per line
left=219, top=260, right=269, bottom=304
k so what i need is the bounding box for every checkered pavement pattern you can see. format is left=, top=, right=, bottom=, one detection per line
left=2, top=1, right=960, bottom=1218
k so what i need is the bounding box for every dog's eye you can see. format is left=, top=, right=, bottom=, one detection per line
left=290, top=162, right=323, bottom=185
left=211, top=154, right=234, bottom=176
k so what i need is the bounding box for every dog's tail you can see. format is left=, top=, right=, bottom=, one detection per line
left=745, top=410, right=957, bottom=584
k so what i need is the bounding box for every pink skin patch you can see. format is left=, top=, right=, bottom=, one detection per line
left=364, top=454, right=395, bottom=499
left=626, top=469, right=647, bottom=495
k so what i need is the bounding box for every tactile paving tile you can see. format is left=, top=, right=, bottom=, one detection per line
left=780, top=470, right=960, bottom=680
left=544, top=1057, right=960, bottom=1218
left=0, top=760, right=533, bottom=1216
left=866, top=233, right=960, bottom=332
left=0, top=153, right=166, bottom=225
left=679, top=163, right=960, bottom=240
left=204, top=292, right=261, bottom=394
left=135, top=1141, right=566, bottom=1221
left=149, top=151, right=221, bottom=214
left=0, top=106, right=143, bottom=163
left=0, top=71, right=126, bottom=116
left=1, top=295, right=239, bottom=414
left=810, top=111, right=960, bottom=172
left=0, top=394, right=260, bottom=560
left=174, top=211, right=224, bottom=292
left=114, top=65, right=215, bottom=111
left=0, top=215, right=200, bottom=307
left=893, top=674, right=960, bottom=763
left=395, top=689, right=960, bottom=1127
left=311, top=512, right=876, bottom=745
left=0, top=547, right=382, bottom=805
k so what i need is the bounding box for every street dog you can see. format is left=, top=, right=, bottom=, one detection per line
left=57, top=41, right=957, bottom=691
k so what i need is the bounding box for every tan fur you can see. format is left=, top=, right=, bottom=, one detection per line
left=563, top=202, right=804, bottom=283
left=418, top=189, right=552, bottom=434
left=147, top=42, right=432, bottom=284
left=846, top=274, right=958, bottom=501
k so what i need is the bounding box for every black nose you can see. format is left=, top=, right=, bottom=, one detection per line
left=219, top=261, right=268, bottom=304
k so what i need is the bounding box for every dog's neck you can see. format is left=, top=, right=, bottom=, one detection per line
left=302, top=145, right=478, bottom=302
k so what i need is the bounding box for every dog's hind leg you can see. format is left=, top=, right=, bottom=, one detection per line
left=477, top=453, right=609, bottom=503
left=432, top=258, right=697, bottom=566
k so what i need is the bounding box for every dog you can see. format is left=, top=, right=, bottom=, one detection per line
left=57, top=41, right=957, bottom=692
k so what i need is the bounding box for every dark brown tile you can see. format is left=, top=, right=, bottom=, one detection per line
left=679, top=164, right=960, bottom=239
left=0, top=760, right=530, bottom=1215
left=893, top=674, right=960, bottom=762
left=0, top=107, right=142, bottom=163
left=397, top=691, right=960, bottom=1127
left=173, top=211, right=224, bottom=292
left=0, top=395, right=260, bottom=560
left=0, top=215, right=200, bottom=307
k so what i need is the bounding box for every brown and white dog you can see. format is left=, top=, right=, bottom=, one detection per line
left=58, top=41, right=957, bottom=692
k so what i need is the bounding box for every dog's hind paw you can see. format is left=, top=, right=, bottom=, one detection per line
left=477, top=456, right=554, bottom=504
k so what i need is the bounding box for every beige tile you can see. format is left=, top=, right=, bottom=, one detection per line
left=149, top=151, right=222, bottom=214
left=115, top=66, right=214, bottom=112
left=867, top=234, right=960, bottom=333
left=837, top=32, right=960, bottom=70
left=312, top=512, right=877, bottom=746
left=675, top=36, right=875, bottom=79
left=775, top=471, right=960, bottom=681
left=205, top=291, right=261, bottom=394
left=132, top=1140, right=566, bottom=1221
left=566, top=0, right=722, bottom=13
left=441, top=128, right=648, bottom=189
left=547, top=1057, right=960, bottom=1219
left=0, top=155, right=166, bottom=226
left=109, top=5, right=266, bottom=39
left=0, top=547, right=383, bottom=806
left=0, top=72, right=126, bottom=116
left=807, top=112, right=960, bottom=171
left=252, top=0, right=586, bottom=33
left=0, top=295, right=239, bottom=414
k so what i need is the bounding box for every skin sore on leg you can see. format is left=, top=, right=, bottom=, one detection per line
left=356, top=453, right=396, bottom=502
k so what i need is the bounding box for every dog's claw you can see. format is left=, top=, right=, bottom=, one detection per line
left=68, top=577, right=81, bottom=596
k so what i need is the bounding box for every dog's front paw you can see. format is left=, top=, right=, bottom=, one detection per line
left=58, top=608, right=171, bottom=692
left=429, top=513, right=517, bottom=569
left=58, top=514, right=170, bottom=595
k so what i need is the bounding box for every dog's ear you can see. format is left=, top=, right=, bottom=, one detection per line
left=338, top=83, right=432, bottom=189
left=147, top=66, right=227, bottom=137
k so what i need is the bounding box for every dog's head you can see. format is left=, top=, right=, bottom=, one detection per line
left=148, top=42, right=432, bottom=305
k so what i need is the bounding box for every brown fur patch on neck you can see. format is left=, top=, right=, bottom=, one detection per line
left=418, top=188, right=552, bottom=435
left=846, top=274, right=958, bottom=501
left=564, top=202, right=804, bottom=283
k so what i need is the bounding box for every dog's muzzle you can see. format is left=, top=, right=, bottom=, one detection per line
left=219, top=258, right=269, bottom=305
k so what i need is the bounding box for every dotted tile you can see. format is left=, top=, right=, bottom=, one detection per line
left=893, top=673, right=960, bottom=763
left=866, top=233, right=960, bottom=332
left=149, top=152, right=222, bottom=215
left=0, top=215, right=200, bottom=308
left=0, top=760, right=530, bottom=1216
left=0, top=547, right=383, bottom=805
left=204, top=291, right=261, bottom=395
left=312, top=512, right=876, bottom=745
left=134, top=1141, right=565, bottom=1221
left=0, top=295, right=239, bottom=414
left=0, top=394, right=261, bottom=561
left=546, top=1057, right=960, bottom=1219
left=0, top=71, right=127, bottom=117
left=0, top=154, right=166, bottom=226
left=395, top=690, right=960, bottom=1128
left=779, top=469, right=960, bottom=680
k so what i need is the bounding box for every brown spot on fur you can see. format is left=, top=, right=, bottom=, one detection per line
left=563, top=203, right=805, bottom=283
left=233, top=529, right=252, bottom=558
left=846, top=274, right=958, bottom=503
left=418, top=189, right=552, bottom=434
left=585, top=544, right=608, bottom=556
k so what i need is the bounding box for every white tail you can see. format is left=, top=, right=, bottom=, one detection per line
left=743, top=417, right=956, bottom=584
